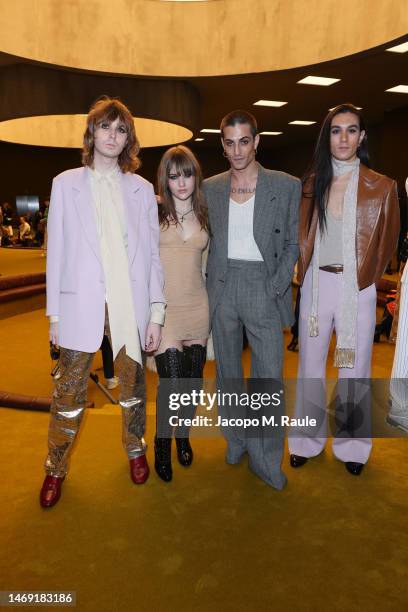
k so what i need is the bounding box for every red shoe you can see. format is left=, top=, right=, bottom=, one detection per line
left=129, top=455, right=149, bottom=484
left=39, top=475, right=64, bottom=508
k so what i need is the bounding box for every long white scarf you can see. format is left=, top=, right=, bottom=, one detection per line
left=309, top=157, right=360, bottom=368
left=90, top=167, right=142, bottom=366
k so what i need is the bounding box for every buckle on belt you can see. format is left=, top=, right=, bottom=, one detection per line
left=319, top=265, right=343, bottom=274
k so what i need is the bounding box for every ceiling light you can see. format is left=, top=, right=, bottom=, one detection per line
left=260, top=131, right=283, bottom=135
left=195, top=138, right=204, bottom=141
left=289, top=120, right=316, bottom=126
left=386, top=42, right=408, bottom=53
left=386, top=85, right=408, bottom=93
left=329, top=106, right=362, bottom=111
left=200, top=128, right=220, bottom=133
left=297, top=76, right=340, bottom=86
left=0, top=115, right=193, bottom=148
left=254, top=100, right=287, bottom=107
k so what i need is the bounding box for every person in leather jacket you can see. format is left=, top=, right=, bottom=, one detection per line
left=289, top=103, right=399, bottom=476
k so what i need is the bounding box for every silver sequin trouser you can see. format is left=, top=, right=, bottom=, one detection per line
left=44, top=315, right=146, bottom=477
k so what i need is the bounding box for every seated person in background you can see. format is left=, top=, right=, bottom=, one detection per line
left=32, top=208, right=44, bottom=245
left=2, top=202, right=14, bottom=238
left=18, top=216, right=31, bottom=244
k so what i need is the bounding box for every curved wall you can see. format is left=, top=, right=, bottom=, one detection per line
left=0, top=65, right=199, bottom=126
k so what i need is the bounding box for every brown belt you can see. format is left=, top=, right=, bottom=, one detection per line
left=319, top=265, right=344, bottom=274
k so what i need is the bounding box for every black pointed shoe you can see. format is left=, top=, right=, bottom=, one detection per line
left=290, top=454, right=308, bottom=468
left=154, top=436, right=173, bottom=482
left=175, top=437, right=193, bottom=466
left=345, top=461, right=364, bottom=476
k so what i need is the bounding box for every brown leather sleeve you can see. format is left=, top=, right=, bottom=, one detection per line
left=374, top=180, right=400, bottom=283
left=297, top=182, right=317, bottom=286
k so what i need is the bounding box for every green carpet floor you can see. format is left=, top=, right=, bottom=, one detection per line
left=0, top=247, right=46, bottom=277
left=1, top=249, right=407, bottom=610
left=1, top=407, right=407, bottom=612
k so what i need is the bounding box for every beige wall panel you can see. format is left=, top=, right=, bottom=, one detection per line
left=0, top=0, right=407, bottom=76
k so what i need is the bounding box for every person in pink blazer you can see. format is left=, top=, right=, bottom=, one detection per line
left=40, top=97, right=165, bottom=508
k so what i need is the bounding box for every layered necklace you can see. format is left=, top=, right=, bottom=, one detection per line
left=176, top=207, right=194, bottom=223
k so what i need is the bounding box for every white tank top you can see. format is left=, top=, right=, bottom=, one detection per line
left=227, top=195, right=263, bottom=261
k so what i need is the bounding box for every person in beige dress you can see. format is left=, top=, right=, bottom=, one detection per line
left=154, top=145, right=209, bottom=482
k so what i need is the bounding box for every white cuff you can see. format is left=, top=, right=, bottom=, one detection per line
left=150, top=302, right=166, bottom=326
left=49, top=315, right=59, bottom=323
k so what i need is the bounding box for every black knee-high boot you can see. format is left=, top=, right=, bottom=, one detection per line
left=175, top=344, right=207, bottom=466
left=154, top=348, right=184, bottom=482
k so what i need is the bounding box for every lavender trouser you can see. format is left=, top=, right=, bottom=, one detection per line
left=289, top=268, right=376, bottom=464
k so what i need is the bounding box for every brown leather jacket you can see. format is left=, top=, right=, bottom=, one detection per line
left=297, top=164, right=400, bottom=289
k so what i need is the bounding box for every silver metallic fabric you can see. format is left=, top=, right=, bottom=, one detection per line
left=45, top=311, right=146, bottom=477
left=114, top=343, right=147, bottom=460
left=45, top=348, right=92, bottom=477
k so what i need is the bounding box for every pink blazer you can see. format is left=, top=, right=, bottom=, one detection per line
left=46, top=166, right=165, bottom=352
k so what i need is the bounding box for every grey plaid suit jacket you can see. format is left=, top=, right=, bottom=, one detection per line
left=203, top=163, right=301, bottom=328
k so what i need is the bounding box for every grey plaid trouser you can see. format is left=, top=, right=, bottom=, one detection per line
left=211, top=260, right=286, bottom=490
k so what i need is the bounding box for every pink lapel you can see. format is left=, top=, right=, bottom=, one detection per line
left=120, top=172, right=143, bottom=266
left=73, top=167, right=102, bottom=264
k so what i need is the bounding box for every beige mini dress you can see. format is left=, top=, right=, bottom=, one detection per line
left=160, top=221, right=210, bottom=344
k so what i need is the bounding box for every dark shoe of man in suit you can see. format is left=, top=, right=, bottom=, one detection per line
left=290, top=454, right=308, bottom=468
left=345, top=461, right=364, bottom=476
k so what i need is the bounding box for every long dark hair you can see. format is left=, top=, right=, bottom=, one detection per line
left=157, top=145, right=208, bottom=231
left=303, top=103, right=370, bottom=230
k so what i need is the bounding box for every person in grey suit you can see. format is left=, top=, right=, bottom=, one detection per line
left=203, top=110, right=301, bottom=490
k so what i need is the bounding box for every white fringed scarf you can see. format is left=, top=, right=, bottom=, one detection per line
left=308, top=157, right=360, bottom=368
